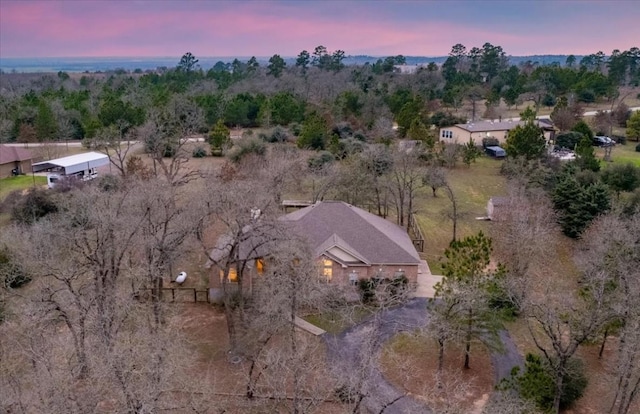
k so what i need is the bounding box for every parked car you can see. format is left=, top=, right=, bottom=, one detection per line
left=593, top=136, right=615, bottom=147
left=485, top=146, right=506, bottom=158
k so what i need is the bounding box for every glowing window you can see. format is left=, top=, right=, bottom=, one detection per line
left=322, top=259, right=333, bottom=281
left=256, top=259, right=265, bottom=275
left=220, top=267, right=238, bottom=283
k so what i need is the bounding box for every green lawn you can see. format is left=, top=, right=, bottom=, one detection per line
left=0, top=175, right=47, bottom=201
left=415, top=156, right=506, bottom=274
left=597, top=142, right=640, bottom=167
left=303, top=307, right=374, bottom=334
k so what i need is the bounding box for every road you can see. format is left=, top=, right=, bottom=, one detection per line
left=323, top=298, right=523, bottom=414
left=507, top=106, right=640, bottom=123
left=1, top=137, right=206, bottom=148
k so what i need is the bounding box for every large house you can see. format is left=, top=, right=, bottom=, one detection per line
left=0, top=144, right=33, bottom=178
left=207, top=201, right=422, bottom=302
left=439, top=119, right=555, bottom=146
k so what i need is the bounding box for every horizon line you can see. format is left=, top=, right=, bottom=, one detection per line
left=0, top=53, right=588, bottom=60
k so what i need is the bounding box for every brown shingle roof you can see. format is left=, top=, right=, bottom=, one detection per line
left=283, top=201, right=421, bottom=265
left=0, top=145, right=33, bottom=165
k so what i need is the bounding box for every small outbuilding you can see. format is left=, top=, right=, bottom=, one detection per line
left=487, top=196, right=509, bottom=221
left=0, top=144, right=34, bottom=178
left=32, top=151, right=109, bottom=188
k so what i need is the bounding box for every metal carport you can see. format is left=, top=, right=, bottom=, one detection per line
left=31, top=152, right=109, bottom=175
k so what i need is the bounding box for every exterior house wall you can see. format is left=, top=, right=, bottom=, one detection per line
left=208, top=259, right=419, bottom=303
left=208, top=264, right=255, bottom=303
left=440, top=126, right=553, bottom=147
left=0, top=159, right=32, bottom=178
left=325, top=260, right=418, bottom=287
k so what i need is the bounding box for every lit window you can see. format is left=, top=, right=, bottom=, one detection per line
left=322, top=259, right=333, bottom=281
left=256, top=259, right=265, bottom=275
left=220, top=267, right=238, bottom=283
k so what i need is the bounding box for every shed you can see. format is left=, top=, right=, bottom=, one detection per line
left=32, top=152, right=109, bottom=175
left=487, top=196, right=509, bottom=221
left=0, top=144, right=34, bottom=178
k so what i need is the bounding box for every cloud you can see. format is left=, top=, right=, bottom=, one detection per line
left=1, top=0, right=637, bottom=57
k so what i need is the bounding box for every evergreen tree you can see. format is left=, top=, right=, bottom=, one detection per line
left=433, top=232, right=501, bottom=370
left=552, top=174, right=610, bottom=238
left=34, top=101, right=58, bottom=141
left=571, top=120, right=594, bottom=141
left=297, top=113, right=328, bottom=150
left=504, top=108, right=546, bottom=159
left=208, top=119, right=230, bottom=155
left=574, top=136, right=600, bottom=172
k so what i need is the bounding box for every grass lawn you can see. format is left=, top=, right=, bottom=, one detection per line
left=0, top=175, right=47, bottom=201
left=303, top=307, right=374, bottom=334
left=597, top=141, right=640, bottom=167
left=415, top=156, right=506, bottom=274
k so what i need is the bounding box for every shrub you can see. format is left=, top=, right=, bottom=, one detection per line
left=357, top=278, right=376, bottom=304
left=486, top=267, right=519, bottom=319
left=636, top=143, right=640, bottom=152
left=261, top=126, right=289, bottom=143
left=227, top=137, right=266, bottom=163
left=612, top=134, right=626, bottom=145
left=462, top=139, right=482, bottom=166
left=332, top=122, right=353, bottom=139
left=353, top=130, right=367, bottom=141
left=289, top=122, right=302, bottom=136
left=162, top=143, right=176, bottom=158
left=192, top=146, right=207, bottom=158
left=500, top=353, right=588, bottom=412
left=571, top=120, right=594, bottom=141
left=97, top=174, right=122, bottom=192
left=307, top=151, right=334, bottom=171
left=482, top=137, right=500, bottom=148
left=556, top=131, right=584, bottom=150
left=0, top=248, right=31, bottom=289
left=11, top=188, right=58, bottom=224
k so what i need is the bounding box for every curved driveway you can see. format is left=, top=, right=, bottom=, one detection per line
left=323, top=298, right=523, bottom=414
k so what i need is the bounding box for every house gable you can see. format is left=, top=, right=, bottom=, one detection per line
left=325, top=245, right=368, bottom=266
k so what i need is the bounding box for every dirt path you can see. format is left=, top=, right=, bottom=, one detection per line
left=323, top=298, right=523, bottom=414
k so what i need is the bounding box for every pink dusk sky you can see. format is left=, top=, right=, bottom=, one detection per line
left=1, top=0, right=638, bottom=58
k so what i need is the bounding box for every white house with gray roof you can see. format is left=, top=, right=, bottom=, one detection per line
left=439, top=119, right=555, bottom=146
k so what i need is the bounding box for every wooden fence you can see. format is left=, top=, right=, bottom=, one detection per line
left=137, top=287, right=209, bottom=303
left=409, top=213, right=425, bottom=252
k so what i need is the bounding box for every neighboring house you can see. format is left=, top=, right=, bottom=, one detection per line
left=393, top=64, right=427, bottom=74
left=207, top=201, right=422, bottom=302
left=0, top=144, right=33, bottom=178
left=487, top=196, right=509, bottom=221
left=439, top=119, right=555, bottom=146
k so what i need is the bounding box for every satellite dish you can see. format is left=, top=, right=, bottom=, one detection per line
left=175, top=271, right=187, bottom=284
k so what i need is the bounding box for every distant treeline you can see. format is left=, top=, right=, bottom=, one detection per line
left=0, top=43, right=638, bottom=150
